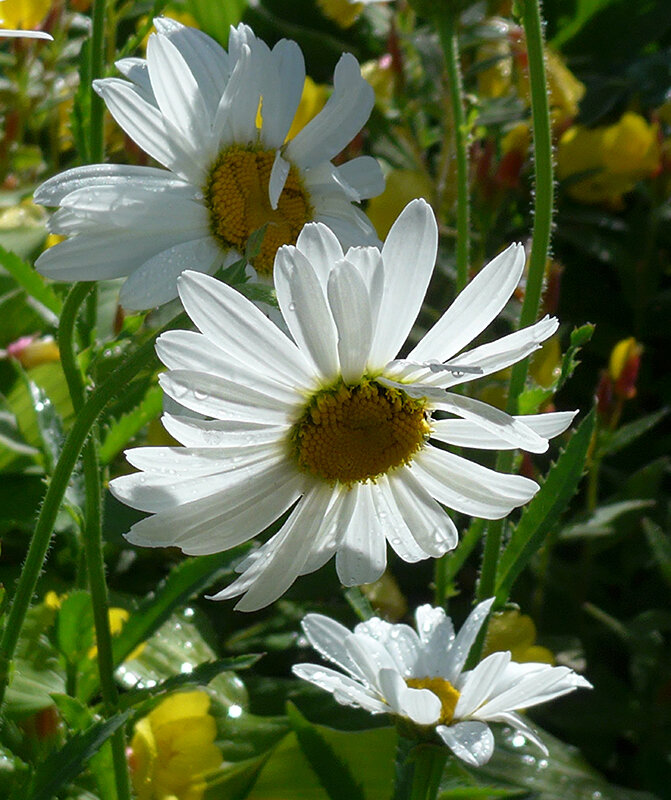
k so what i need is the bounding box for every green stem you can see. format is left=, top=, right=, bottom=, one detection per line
left=0, top=324, right=164, bottom=710
left=477, top=0, right=555, bottom=608
left=59, top=285, right=131, bottom=800
left=435, top=5, right=470, bottom=292
left=393, top=738, right=447, bottom=800
left=89, top=0, right=106, bottom=163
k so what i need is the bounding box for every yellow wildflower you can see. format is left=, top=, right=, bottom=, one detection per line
left=558, top=112, right=661, bottom=206
left=317, top=0, right=364, bottom=28
left=0, top=0, right=51, bottom=29
left=285, top=76, right=329, bottom=142
left=366, top=169, right=434, bottom=238
left=608, top=336, right=642, bottom=400
left=89, top=608, right=145, bottom=661
left=128, top=690, right=223, bottom=800
left=5, top=335, right=60, bottom=369
left=482, top=608, right=554, bottom=664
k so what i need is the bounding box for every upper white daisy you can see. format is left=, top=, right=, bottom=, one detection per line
left=110, top=199, right=575, bottom=611
left=293, top=599, right=592, bottom=767
left=33, top=19, right=383, bottom=310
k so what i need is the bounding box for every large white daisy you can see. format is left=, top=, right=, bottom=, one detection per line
left=110, top=199, right=575, bottom=610
left=293, top=599, right=592, bottom=767
left=34, top=19, right=382, bottom=310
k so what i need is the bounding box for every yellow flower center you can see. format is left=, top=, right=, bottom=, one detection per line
left=291, top=379, right=429, bottom=485
left=406, top=677, right=461, bottom=725
left=204, top=146, right=313, bottom=276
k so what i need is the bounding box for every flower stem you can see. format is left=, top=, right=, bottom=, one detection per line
left=393, top=737, right=447, bottom=800
left=89, top=0, right=106, bottom=163
left=0, top=320, right=166, bottom=711
left=435, top=4, right=470, bottom=292
left=477, top=0, right=555, bottom=607
left=58, top=284, right=132, bottom=800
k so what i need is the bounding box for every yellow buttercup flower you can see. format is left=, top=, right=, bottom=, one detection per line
left=1, top=0, right=51, bottom=29
left=366, top=169, right=434, bottom=238
left=88, top=607, right=145, bottom=661
left=128, top=690, right=223, bottom=800
left=558, top=112, right=661, bottom=205
left=317, top=0, right=364, bottom=28
left=285, top=76, right=329, bottom=142
left=482, top=608, right=555, bottom=664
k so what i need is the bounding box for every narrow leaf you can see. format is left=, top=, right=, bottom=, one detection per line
left=599, top=408, right=668, bottom=457
left=79, top=546, right=248, bottom=701
left=27, top=711, right=131, bottom=800
left=642, top=518, right=671, bottom=588
left=99, top=385, right=163, bottom=464
left=120, top=654, right=261, bottom=713
left=495, top=410, right=595, bottom=602
left=286, top=702, right=366, bottom=800
left=0, top=246, right=61, bottom=316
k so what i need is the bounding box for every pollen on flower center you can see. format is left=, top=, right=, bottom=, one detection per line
left=406, top=677, right=461, bottom=725
left=204, top=146, right=313, bottom=277
left=291, top=379, right=429, bottom=485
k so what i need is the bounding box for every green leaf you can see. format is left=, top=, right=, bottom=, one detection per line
left=98, top=384, right=163, bottom=464
left=557, top=324, right=595, bottom=392
left=27, top=711, right=131, bottom=800
left=185, top=0, right=247, bottom=44
left=495, top=410, right=595, bottom=602
left=71, top=38, right=91, bottom=163
left=56, top=591, right=94, bottom=665
left=50, top=693, right=92, bottom=731
left=78, top=549, right=249, bottom=701
left=550, top=0, right=619, bottom=47
left=598, top=408, right=668, bottom=457
left=477, top=723, right=656, bottom=800
left=642, top=518, right=671, bottom=588
left=0, top=245, right=62, bottom=315
left=559, top=500, right=654, bottom=540
left=244, top=725, right=397, bottom=800
left=120, top=655, right=260, bottom=714
left=286, top=702, right=365, bottom=800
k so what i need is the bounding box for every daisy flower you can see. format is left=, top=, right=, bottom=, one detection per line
left=110, top=199, right=575, bottom=611
left=33, top=19, right=382, bottom=310
left=293, top=599, right=592, bottom=767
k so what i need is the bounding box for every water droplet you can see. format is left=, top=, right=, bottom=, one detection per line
left=180, top=662, right=194, bottom=674
left=288, top=302, right=296, bottom=311
left=194, top=388, right=208, bottom=401
left=521, top=754, right=536, bottom=766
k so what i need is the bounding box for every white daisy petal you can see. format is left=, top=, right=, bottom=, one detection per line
left=295, top=222, right=344, bottom=287
left=147, top=32, right=211, bottom=140
left=301, top=614, right=368, bottom=680
left=158, top=370, right=296, bottom=424
left=269, top=151, right=291, bottom=210
left=229, top=484, right=333, bottom=611
left=274, top=246, right=340, bottom=380
left=327, top=258, right=373, bottom=383
left=294, top=600, right=590, bottom=762
left=176, top=271, right=314, bottom=389
left=123, top=459, right=301, bottom=551
left=378, top=669, right=441, bottom=725
left=387, top=468, right=458, bottom=557
left=442, top=599, right=496, bottom=683
left=335, top=157, right=385, bottom=201
left=436, top=394, right=549, bottom=454
left=119, top=237, right=221, bottom=310
left=336, top=484, right=387, bottom=586
left=409, top=243, right=526, bottom=364
left=212, top=43, right=259, bottom=148
left=153, top=17, right=230, bottom=117
left=413, top=446, right=539, bottom=519
left=432, top=410, right=577, bottom=450
left=454, top=651, right=512, bottom=718
left=259, top=38, right=305, bottom=147
left=161, top=413, right=286, bottom=448
left=292, top=665, right=389, bottom=714
left=369, top=199, right=438, bottom=368
left=286, top=52, right=374, bottom=167
left=436, top=721, right=495, bottom=767
left=370, top=479, right=428, bottom=563
left=93, top=78, right=204, bottom=183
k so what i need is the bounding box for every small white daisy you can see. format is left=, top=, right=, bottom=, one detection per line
left=110, top=199, right=575, bottom=611
left=34, top=19, right=382, bottom=310
left=293, top=599, right=592, bottom=767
